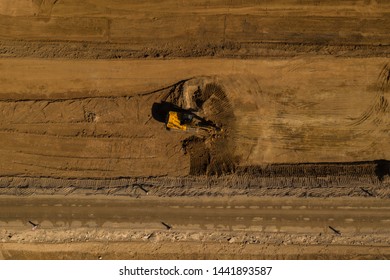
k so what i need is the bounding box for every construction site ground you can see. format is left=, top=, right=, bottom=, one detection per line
left=0, top=0, right=390, bottom=259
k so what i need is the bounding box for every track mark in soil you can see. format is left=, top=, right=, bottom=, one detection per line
left=182, top=136, right=210, bottom=175
left=237, top=160, right=389, bottom=181
left=0, top=158, right=389, bottom=198
left=349, top=63, right=389, bottom=127
left=33, top=0, right=59, bottom=17
left=347, top=63, right=390, bottom=157
left=378, top=63, right=390, bottom=92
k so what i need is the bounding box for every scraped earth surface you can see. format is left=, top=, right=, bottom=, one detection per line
left=0, top=0, right=390, bottom=259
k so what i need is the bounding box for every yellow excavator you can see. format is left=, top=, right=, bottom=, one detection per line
left=165, top=111, right=221, bottom=135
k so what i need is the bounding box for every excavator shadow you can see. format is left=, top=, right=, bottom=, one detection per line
left=151, top=101, right=187, bottom=123
left=375, top=159, right=390, bottom=181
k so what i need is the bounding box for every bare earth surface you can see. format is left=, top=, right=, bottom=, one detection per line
left=0, top=0, right=390, bottom=259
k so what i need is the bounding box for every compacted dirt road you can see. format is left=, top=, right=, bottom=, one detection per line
left=0, top=0, right=390, bottom=259
left=1, top=196, right=390, bottom=259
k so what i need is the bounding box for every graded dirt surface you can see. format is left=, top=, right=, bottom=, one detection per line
left=1, top=0, right=390, bottom=59
left=1, top=0, right=390, bottom=259
left=1, top=58, right=389, bottom=177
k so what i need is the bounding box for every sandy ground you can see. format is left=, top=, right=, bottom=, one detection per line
left=0, top=0, right=390, bottom=259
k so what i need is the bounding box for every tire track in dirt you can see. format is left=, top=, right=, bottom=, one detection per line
left=33, top=0, right=58, bottom=17
left=227, top=65, right=390, bottom=164
left=350, top=63, right=389, bottom=127
left=347, top=62, right=390, bottom=157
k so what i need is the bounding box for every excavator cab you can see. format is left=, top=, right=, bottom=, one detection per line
left=166, top=111, right=194, bottom=131
left=152, top=102, right=221, bottom=135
